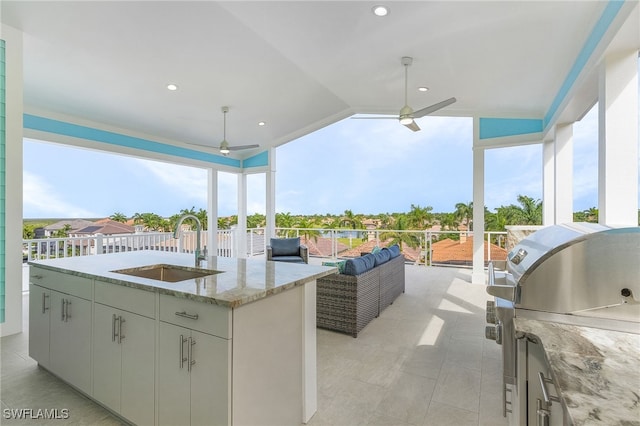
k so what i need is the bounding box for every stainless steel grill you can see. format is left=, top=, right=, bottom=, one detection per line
left=484, top=223, right=640, bottom=423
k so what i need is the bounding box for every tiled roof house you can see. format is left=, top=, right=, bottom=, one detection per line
left=431, top=235, right=507, bottom=266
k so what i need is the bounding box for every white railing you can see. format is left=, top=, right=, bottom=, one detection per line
left=272, top=227, right=508, bottom=267
left=23, top=228, right=508, bottom=268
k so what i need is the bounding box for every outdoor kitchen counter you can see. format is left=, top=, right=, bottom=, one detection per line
left=514, top=317, right=640, bottom=426
left=29, top=251, right=337, bottom=308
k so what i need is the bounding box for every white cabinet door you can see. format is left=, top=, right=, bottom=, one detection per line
left=120, top=310, right=155, bottom=426
left=158, top=322, right=191, bottom=426
left=158, top=323, right=230, bottom=426
left=28, top=284, right=51, bottom=368
left=190, top=330, right=230, bottom=426
left=94, top=303, right=156, bottom=426
left=93, top=303, right=122, bottom=412
left=49, top=291, right=92, bottom=395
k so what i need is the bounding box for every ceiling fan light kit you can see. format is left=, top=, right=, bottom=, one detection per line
left=218, top=106, right=259, bottom=156
left=351, top=56, right=456, bottom=132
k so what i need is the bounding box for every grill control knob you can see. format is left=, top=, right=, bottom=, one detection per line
left=485, top=324, right=503, bottom=344
left=485, top=325, right=497, bottom=341
left=486, top=301, right=497, bottom=324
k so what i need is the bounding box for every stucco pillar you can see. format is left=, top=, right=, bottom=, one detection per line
left=0, top=25, right=23, bottom=337
left=542, top=138, right=555, bottom=225
left=207, top=169, right=219, bottom=256
left=554, top=123, right=574, bottom=224
left=265, top=147, right=276, bottom=240
left=237, top=173, right=247, bottom=258
left=598, top=50, right=639, bottom=226
left=472, top=117, right=485, bottom=284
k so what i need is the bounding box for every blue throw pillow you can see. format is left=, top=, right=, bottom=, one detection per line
left=344, top=254, right=375, bottom=275
left=371, top=245, right=382, bottom=254
left=373, top=249, right=391, bottom=266
left=271, top=237, right=300, bottom=256
left=322, top=260, right=347, bottom=274
left=388, top=244, right=401, bottom=258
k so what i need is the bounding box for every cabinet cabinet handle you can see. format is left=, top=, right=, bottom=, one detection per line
left=61, top=299, right=66, bottom=322
left=536, top=399, right=550, bottom=426
left=112, top=314, right=117, bottom=341
left=179, top=335, right=188, bottom=369
left=41, top=293, right=49, bottom=314
left=175, top=311, right=199, bottom=320
left=118, top=316, right=125, bottom=344
left=188, top=337, right=197, bottom=372
left=65, top=300, right=71, bottom=322
left=32, top=274, right=43, bottom=280
left=537, top=372, right=560, bottom=405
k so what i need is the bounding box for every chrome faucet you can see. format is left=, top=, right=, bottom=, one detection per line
left=174, top=214, right=207, bottom=267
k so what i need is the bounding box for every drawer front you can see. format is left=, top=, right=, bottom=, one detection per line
left=95, top=280, right=156, bottom=319
left=159, top=294, right=231, bottom=339
left=30, top=267, right=93, bottom=300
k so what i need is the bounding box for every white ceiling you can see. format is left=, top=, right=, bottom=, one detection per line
left=1, top=1, right=639, bottom=160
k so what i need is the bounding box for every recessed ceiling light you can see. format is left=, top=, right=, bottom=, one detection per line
left=418, top=86, right=429, bottom=92
left=258, top=121, right=266, bottom=126
left=372, top=5, right=389, bottom=17
left=167, top=84, right=178, bottom=91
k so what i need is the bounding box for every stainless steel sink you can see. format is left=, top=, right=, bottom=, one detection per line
left=111, top=264, right=222, bottom=283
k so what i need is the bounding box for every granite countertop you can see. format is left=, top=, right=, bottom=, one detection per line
left=29, top=251, right=337, bottom=308
left=514, top=317, right=640, bottom=425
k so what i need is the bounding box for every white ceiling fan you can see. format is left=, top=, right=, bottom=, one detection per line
left=353, top=57, right=456, bottom=132
left=218, top=106, right=259, bottom=155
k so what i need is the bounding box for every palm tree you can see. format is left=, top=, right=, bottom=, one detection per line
left=439, top=213, right=459, bottom=231
left=247, top=213, right=266, bottom=228
left=335, top=209, right=363, bottom=229
left=585, top=207, right=598, bottom=223
left=496, top=195, right=542, bottom=225
left=379, top=216, right=420, bottom=251
left=295, top=218, right=321, bottom=243
left=135, top=212, right=164, bottom=231
left=454, top=202, right=473, bottom=229
left=406, top=204, right=433, bottom=229
left=275, top=212, right=297, bottom=237
left=109, top=212, right=128, bottom=223
left=516, top=195, right=542, bottom=225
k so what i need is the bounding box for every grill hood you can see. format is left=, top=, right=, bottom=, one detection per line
left=505, top=223, right=640, bottom=316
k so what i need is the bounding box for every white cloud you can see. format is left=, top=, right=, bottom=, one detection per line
left=23, top=171, right=100, bottom=218
left=133, top=159, right=208, bottom=203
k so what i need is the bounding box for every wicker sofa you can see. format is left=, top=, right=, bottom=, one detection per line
left=316, top=246, right=405, bottom=337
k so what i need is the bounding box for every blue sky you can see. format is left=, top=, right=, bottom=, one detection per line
left=22, top=103, right=637, bottom=219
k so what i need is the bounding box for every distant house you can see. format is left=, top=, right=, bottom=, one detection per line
left=431, top=235, right=507, bottom=266
left=300, top=236, right=349, bottom=258
left=43, top=219, right=97, bottom=237
left=72, top=220, right=135, bottom=236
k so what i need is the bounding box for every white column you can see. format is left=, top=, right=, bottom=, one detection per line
left=236, top=173, right=248, bottom=258
left=542, top=138, right=555, bottom=225
left=207, top=169, right=218, bottom=256
left=598, top=50, right=639, bottom=226
left=554, top=123, right=574, bottom=224
left=0, top=25, right=24, bottom=337
left=472, top=117, right=485, bottom=284
left=265, top=147, right=277, bottom=240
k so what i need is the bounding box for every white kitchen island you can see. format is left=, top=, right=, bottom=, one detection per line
left=28, top=251, right=337, bottom=426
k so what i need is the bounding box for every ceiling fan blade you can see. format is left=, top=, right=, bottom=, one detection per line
left=403, top=120, right=421, bottom=132
left=350, top=116, right=398, bottom=120
left=412, top=97, right=457, bottom=118
left=228, top=144, right=260, bottom=151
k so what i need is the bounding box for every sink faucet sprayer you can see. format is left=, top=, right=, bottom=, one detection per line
left=174, top=214, right=207, bottom=267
